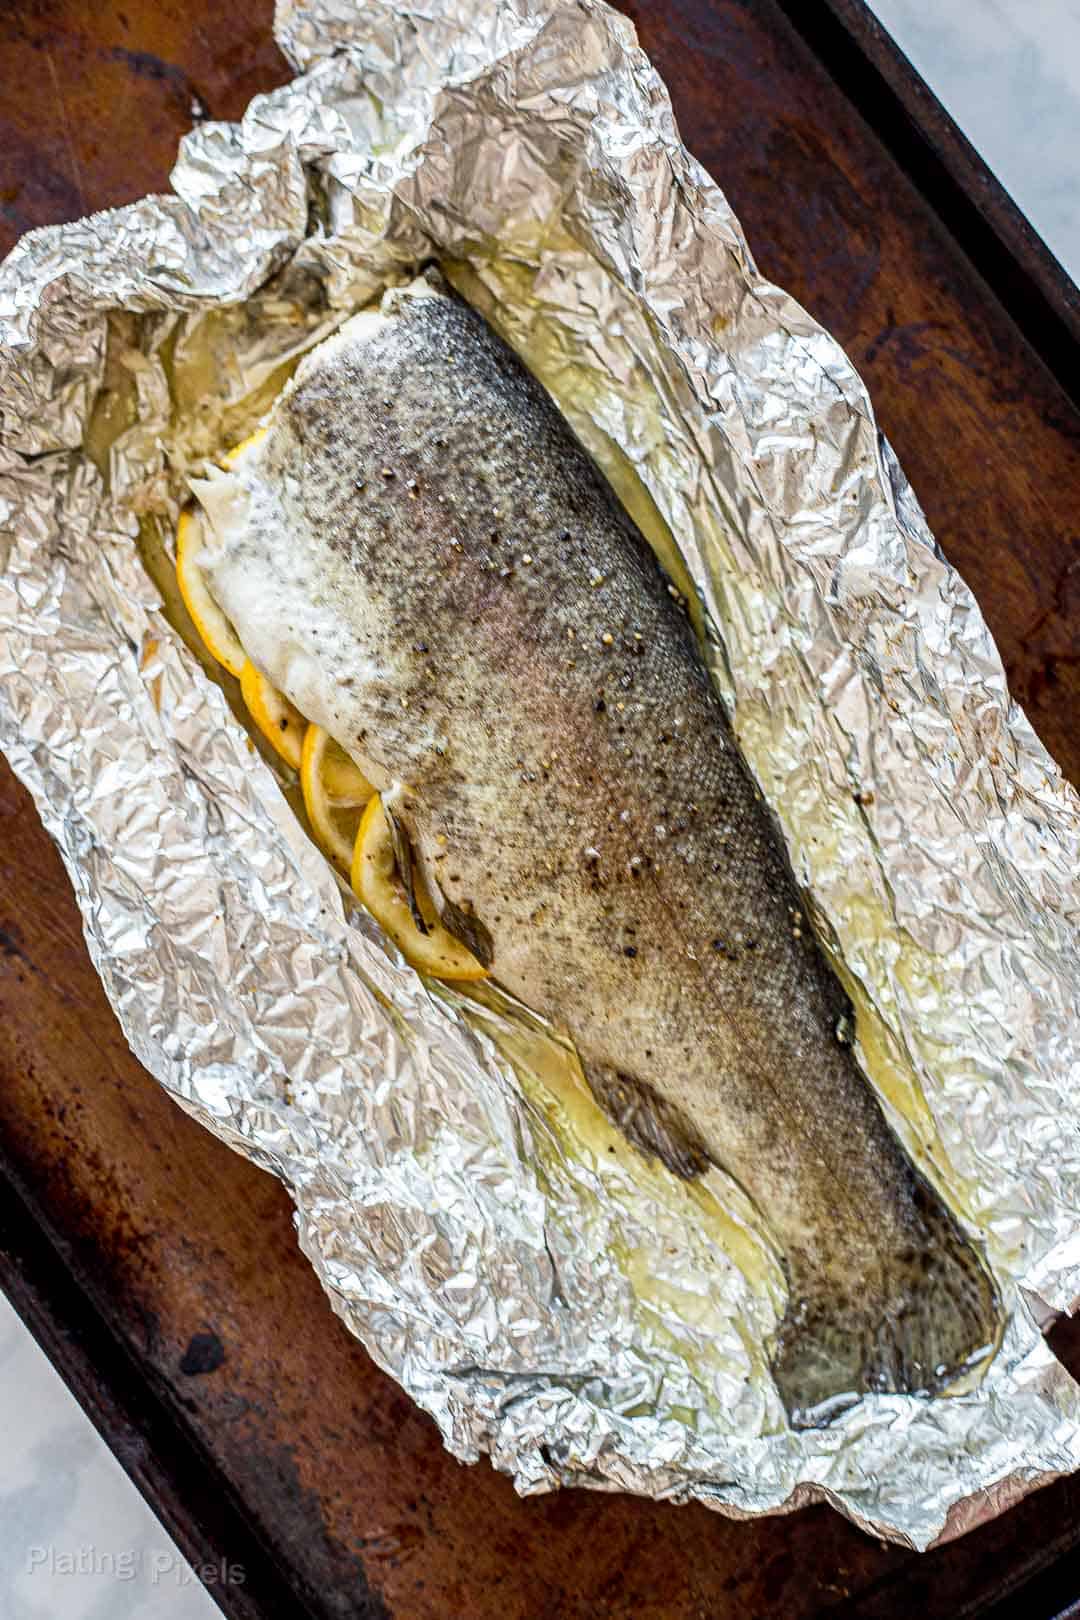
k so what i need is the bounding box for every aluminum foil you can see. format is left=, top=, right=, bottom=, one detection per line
left=2, top=0, right=1080, bottom=1550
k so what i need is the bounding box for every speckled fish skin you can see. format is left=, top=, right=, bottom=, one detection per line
left=199, top=275, right=999, bottom=1424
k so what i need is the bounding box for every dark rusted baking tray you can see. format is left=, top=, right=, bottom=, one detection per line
left=2, top=1, right=1079, bottom=1615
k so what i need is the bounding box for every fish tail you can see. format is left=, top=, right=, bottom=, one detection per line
left=771, top=1180, right=999, bottom=1428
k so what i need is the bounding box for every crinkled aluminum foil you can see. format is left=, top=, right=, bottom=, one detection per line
left=2, top=0, right=1080, bottom=1550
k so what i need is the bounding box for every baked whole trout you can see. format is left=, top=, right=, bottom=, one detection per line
left=193, top=274, right=999, bottom=1424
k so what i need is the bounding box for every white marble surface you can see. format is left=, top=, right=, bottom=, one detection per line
left=0, top=1296, right=222, bottom=1620
left=3, top=7, right=1079, bottom=1619
left=869, top=0, right=1080, bottom=281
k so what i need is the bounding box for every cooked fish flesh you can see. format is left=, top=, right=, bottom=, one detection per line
left=192, top=273, right=999, bottom=1424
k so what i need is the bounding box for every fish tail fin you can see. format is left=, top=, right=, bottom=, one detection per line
left=772, top=1182, right=999, bottom=1428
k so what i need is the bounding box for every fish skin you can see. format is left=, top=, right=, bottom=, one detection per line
left=198, top=274, right=999, bottom=1424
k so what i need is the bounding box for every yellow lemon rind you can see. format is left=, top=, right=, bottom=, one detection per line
left=351, top=794, right=488, bottom=982
left=219, top=426, right=269, bottom=470
left=175, top=508, right=246, bottom=678
left=301, top=722, right=373, bottom=873
left=239, top=659, right=307, bottom=770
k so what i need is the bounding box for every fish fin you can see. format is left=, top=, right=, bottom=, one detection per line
left=438, top=895, right=495, bottom=969
left=382, top=802, right=430, bottom=936
left=772, top=1179, right=999, bottom=1428
left=583, top=1062, right=711, bottom=1181
left=390, top=811, right=496, bottom=967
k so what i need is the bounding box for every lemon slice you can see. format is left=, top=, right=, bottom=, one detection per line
left=175, top=507, right=246, bottom=678
left=351, top=794, right=489, bottom=981
left=240, top=660, right=306, bottom=769
left=301, top=723, right=376, bottom=873
left=319, top=746, right=376, bottom=802
left=219, top=426, right=268, bottom=470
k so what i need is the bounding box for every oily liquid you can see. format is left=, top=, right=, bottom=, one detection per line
left=450, top=978, right=784, bottom=1397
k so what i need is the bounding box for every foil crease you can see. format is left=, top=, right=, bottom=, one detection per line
left=1, top=0, right=1080, bottom=1548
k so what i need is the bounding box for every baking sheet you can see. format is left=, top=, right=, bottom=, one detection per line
left=1, top=0, right=1079, bottom=1547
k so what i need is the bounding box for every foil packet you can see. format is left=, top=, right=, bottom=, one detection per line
left=2, top=0, right=1080, bottom=1549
